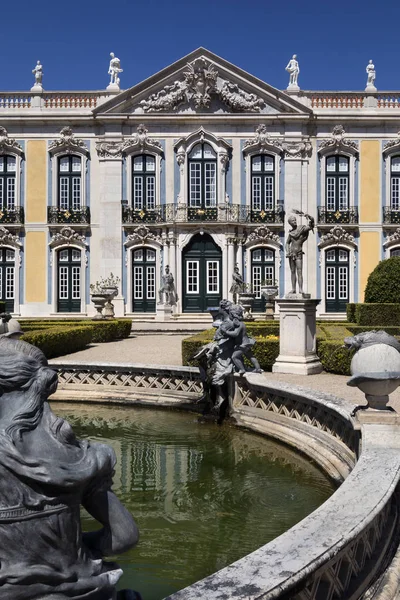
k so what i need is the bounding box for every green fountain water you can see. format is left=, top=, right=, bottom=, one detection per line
left=54, top=403, right=335, bottom=600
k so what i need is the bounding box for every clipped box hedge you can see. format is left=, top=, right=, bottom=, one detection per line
left=20, top=319, right=132, bottom=343
left=21, top=326, right=94, bottom=359
left=351, top=303, right=400, bottom=326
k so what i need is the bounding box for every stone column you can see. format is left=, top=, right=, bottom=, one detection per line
left=237, top=240, right=244, bottom=274
left=273, top=298, right=322, bottom=375
left=227, top=238, right=235, bottom=301
left=96, top=140, right=125, bottom=316
left=222, top=241, right=229, bottom=299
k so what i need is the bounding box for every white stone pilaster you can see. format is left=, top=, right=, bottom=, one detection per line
left=227, top=238, right=235, bottom=301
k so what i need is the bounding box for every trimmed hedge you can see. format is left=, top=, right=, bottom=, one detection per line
left=354, top=303, right=400, bottom=326
left=346, top=303, right=356, bottom=323
left=20, top=319, right=132, bottom=342
left=365, top=257, right=400, bottom=303
left=316, top=340, right=353, bottom=375
left=21, top=326, right=94, bottom=359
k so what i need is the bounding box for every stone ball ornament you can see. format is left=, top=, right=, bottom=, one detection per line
left=345, top=331, right=400, bottom=410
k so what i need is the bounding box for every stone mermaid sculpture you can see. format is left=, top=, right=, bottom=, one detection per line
left=0, top=337, right=140, bottom=600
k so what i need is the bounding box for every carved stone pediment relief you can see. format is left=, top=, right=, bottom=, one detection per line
left=124, top=225, right=162, bottom=247
left=243, top=125, right=283, bottom=155
left=383, top=132, right=400, bottom=156
left=0, top=127, right=24, bottom=157
left=0, top=226, right=22, bottom=248
left=318, top=125, right=359, bottom=156
left=283, top=140, right=312, bottom=159
left=121, top=124, right=163, bottom=155
left=95, top=141, right=125, bottom=159
left=245, top=226, right=282, bottom=247
left=318, top=225, right=357, bottom=249
left=140, top=58, right=265, bottom=114
left=49, top=127, right=89, bottom=156
left=384, top=227, right=400, bottom=249
left=49, top=226, right=88, bottom=249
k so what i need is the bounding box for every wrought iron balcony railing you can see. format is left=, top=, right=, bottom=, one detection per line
left=383, top=207, right=400, bottom=224
left=48, top=206, right=91, bottom=225
left=317, top=206, right=359, bottom=225
left=0, top=205, right=24, bottom=224
left=122, top=203, right=284, bottom=225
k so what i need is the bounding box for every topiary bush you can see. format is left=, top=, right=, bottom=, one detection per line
left=365, top=257, right=400, bottom=303
left=21, top=326, right=94, bottom=359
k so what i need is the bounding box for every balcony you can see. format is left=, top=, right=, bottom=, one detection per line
left=48, top=206, right=91, bottom=225
left=0, top=206, right=24, bottom=225
left=383, top=207, right=400, bottom=225
left=317, top=206, right=359, bottom=225
left=122, top=203, right=284, bottom=225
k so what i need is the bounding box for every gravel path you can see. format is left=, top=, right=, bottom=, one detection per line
left=52, top=334, right=400, bottom=411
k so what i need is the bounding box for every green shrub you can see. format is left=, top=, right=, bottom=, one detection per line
left=365, top=257, right=400, bottom=303
left=354, top=303, right=400, bottom=326
left=21, top=326, right=94, bottom=359
left=346, top=303, right=356, bottom=323
left=19, top=319, right=132, bottom=342
left=317, top=340, right=353, bottom=375
left=182, top=330, right=214, bottom=365
left=318, top=324, right=353, bottom=340
left=347, top=324, right=400, bottom=336
left=252, top=338, right=279, bottom=371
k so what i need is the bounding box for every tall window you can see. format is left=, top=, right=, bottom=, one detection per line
left=132, top=155, right=156, bottom=210
left=251, top=155, right=275, bottom=212
left=0, top=247, right=15, bottom=313
left=188, top=143, right=217, bottom=208
left=326, top=155, right=349, bottom=212
left=58, top=155, right=82, bottom=210
left=390, top=157, right=400, bottom=210
left=251, top=248, right=275, bottom=312
left=0, top=155, right=16, bottom=210
left=325, top=247, right=349, bottom=313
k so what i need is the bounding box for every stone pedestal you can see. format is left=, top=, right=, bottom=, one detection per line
left=156, top=304, right=173, bottom=321
left=273, top=298, right=323, bottom=375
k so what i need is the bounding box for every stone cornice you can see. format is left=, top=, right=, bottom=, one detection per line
left=383, top=227, right=400, bottom=249
left=124, top=225, right=162, bottom=247
left=49, top=226, right=88, bottom=249
left=245, top=226, right=282, bottom=247
left=318, top=225, right=357, bottom=249
left=0, top=226, right=22, bottom=248
left=48, top=127, right=89, bottom=157
left=383, top=132, right=400, bottom=157
left=0, top=127, right=24, bottom=158
left=318, top=125, right=359, bottom=157
left=243, top=125, right=283, bottom=156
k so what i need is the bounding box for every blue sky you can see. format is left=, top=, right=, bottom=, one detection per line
left=3, top=0, right=400, bottom=92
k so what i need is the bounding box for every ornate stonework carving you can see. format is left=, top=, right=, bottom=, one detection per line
left=384, top=227, right=400, bottom=249
left=243, top=125, right=283, bottom=155
left=49, top=226, right=88, bottom=248
left=283, top=141, right=312, bottom=158
left=383, top=132, right=400, bottom=156
left=0, top=226, right=22, bottom=248
left=318, top=125, right=359, bottom=155
left=245, top=226, right=281, bottom=246
left=0, top=127, right=24, bottom=157
left=49, top=127, right=88, bottom=156
left=140, top=58, right=264, bottom=113
left=122, top=124, right=163, bottom=155
left=124, top=225, right=162, bottom=246
left=95, top=141, right=125, bottom=158
left=318, top=225, right=357, bottom=249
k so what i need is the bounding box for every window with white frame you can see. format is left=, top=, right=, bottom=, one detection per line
left=58, top=155, right=82, bottom=210
left=251, top=155, right=275, bottom=212
left=326, top=155, right=349, bottom=212
left=390, top=157, right=400, bottom=211
left=132, top=155, right=156, bottom=210
left=188, top=143, right=217, bottom=208
left=0, top=155, right=16, bottom=210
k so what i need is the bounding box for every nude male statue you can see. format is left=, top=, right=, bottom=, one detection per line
left=285, top=210, right=314, bottom=296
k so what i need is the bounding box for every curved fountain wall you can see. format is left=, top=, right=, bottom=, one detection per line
left=50, top=360, right=400, bottom=600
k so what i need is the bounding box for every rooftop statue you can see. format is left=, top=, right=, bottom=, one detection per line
left=31, top=60, right=43, bottom=90
left=285, top=54, right=300, bottom=90
left=108, top=52, right=123, bottom=89
left=0, top=337, right=140, bottom=600
left=365, top=59, right=377, bottom=91
left=285, top=209, right=315, bottom=297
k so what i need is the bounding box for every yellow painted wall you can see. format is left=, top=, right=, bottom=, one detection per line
left=360, top=140, right=380, bottom=222
left=26, top=140, right=47, bottom=222
left=359, top=231, right=380, bottom=301
left=25, top=231, right=47, bottom=302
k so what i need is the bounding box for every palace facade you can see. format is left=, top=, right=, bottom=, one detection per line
left=1, top=47, right=400, bottom=319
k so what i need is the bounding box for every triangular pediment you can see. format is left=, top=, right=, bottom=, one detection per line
left=94, top=48, right=311, bottom=117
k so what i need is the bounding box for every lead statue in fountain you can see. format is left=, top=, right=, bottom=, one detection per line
left=0, top=337, right=140, bottom=600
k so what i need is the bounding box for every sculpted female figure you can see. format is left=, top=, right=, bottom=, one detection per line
left=0, top=338, right=139, bottom=599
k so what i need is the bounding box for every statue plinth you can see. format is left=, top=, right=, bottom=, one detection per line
left=156, top=303, right=173, bottom=321
left=286, top=84, right=300, bottom=93
left=106, top=83, right=121, bottom=93
left=273, top=298, right=323, bottom=375
left=30, top=84, right=43, bottom=92
left=365, top=84, right=377, bottom=93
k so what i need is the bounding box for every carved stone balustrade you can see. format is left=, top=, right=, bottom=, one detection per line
left=318, top=206, right=359, bottom=226
left=48, top=206, right=91, bottom=225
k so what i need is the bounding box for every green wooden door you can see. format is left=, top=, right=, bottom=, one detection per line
left=132, top=248, right=156, bottom=312
left=57, top=248, right=81, bottom=313
left=0, top=247, right=15, bottom=313
left=325, top=247, right=349, bottom=313
left=182, top=233, right=222, bottom=313
left=251, top=248, right=275, bottom=313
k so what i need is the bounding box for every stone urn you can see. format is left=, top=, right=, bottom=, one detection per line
left=347, top=342, right=400, bottom=410
left=90, top=293, right=108, bottom=320
left=102, top=286, right=118, bottom=319
left=238, top=292, right=255, bottom=321
left=261, top=285, right=279, bottom=320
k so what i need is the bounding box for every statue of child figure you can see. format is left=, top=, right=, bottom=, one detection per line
left=223, top=304, right=263, bottom=375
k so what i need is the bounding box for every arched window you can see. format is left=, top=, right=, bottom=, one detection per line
left=57, top=247, right=81, bottom=312
left=390, top=248, right=400, bottom=257
left=188, top=143, right=217, bottom=215
left=58, top=155, right=82, bottom=211
left=325, top=247, right=349, bottom=313
left=132, top=155, right=156, bottom=211
left=390, top=157, right=400, bottom=211
left=0, top=247, right=15, bottom=312
left=0, top=155, right=16, bottom=210
left=326, top=155, right=349, bottom=213
left=251, top=247, right=275, bottom=312
left=251, top=155, right=275, bottom=215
